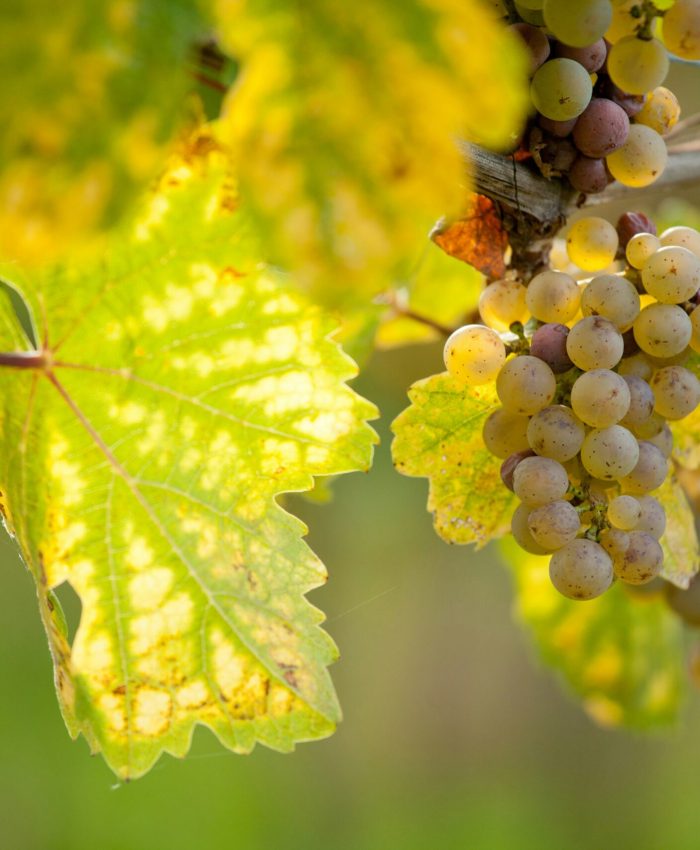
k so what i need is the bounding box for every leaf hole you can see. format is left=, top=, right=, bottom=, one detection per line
left=54, top=581, right=82, bottom=645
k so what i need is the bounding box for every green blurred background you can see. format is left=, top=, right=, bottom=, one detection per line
left=4, top=63, right=700, bottom=850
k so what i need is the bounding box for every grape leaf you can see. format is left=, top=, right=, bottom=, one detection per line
left=0, top=170, right=377, bottom=779
left=211, top=0, right=528, bottom=301
left=431, top=194, right=509, bottom=281
left=391, top=374, right=515, bottom=547
left=0, top=0, right=206, bottom=264
left=503, top=540, right=685, bottom=729
left=657, top=475, right=700, bottom=589
left=376, top=243, right=482, bottom=348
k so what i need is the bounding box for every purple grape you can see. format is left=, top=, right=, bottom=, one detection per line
left=597, top=78, right=644, bottom=117
left=555, top=38, right=607, bottom=73
left=569, top=155, right=610, bottom=194
left=617, top=211, right=657, bottom=246
left=622, top=328, right=640, bottom=357
left=530, top=323, right=573, bottom=373
left=510, top=23, right=551, bottom=72
left=538, top=115, right=578, bottom=138
left=500, top=450, right=536, bottom=492
left=572, top=98, right=630, bottom=158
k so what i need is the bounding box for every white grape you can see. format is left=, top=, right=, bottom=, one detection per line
left=650, top=365, right=700, bottom=420
left=513, top=456, right=569, bottom=506
left=512, top=503, right=551, bottom=555
left=444, top=325, right=506, bottom=384
left=607, top=494, right=642, bottom=530
left=636, top=87, right=681, bottom=136
left=613, top=531, right=664, bottom=584
left=526, top=270, right=581, bottom=323
left=549, top=539, right=613, bottom=600
left=479, top=279, right=529, bottom=332
left=567, top=316, right=624, bottom=370
left=570, top=369, right=630, bottom=428
left=626, top=233, right=661, bottom=270
left=527, top=404, right=585, bottom=461
left=619, top=441, right=668, bottom=494
left=497, top=355, right=556, bottom=415
left=620, top=375, right=655, bottom=428
left=660, top=226, right=700, bottom=259
left=581, top=274, right=640, bottom=330
left=641, top=246, right=700, bottom=304
left=636, top=495, right=667, bottom=539
left=580, top=425, right=640, bottom=480
left=633, top=303, right=692, bottom=358
left=543, top=0, right=612, bottom=48
left=607, top=36, right=669, bottom=95
left=482, top=408, right=531, bottom=459
left=566, top=218, right=619, bottom=272
left=606, top=124, right=667, bottom=188
left=663, top=0, right=700, bottom=60
left=528, top=500, right=581, bottom=550
left=531, top=58, right=593, bottom=121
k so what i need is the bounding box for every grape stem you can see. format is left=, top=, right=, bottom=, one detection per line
left=379, top=291, right=460, bottom=337
left=0, top=351, right=48, bottom=369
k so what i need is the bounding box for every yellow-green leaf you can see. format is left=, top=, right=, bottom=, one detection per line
left=657, top=476, right=700, bottom=589
left=502, top=540, right=685, bottom=729
left=391, top=374, right=515, bottom=546
left=0, top=169, right=377, bottom=779
left=211, top=0, right=529, bottom=300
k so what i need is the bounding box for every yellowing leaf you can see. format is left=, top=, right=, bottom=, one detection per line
left=503, top=540, right=685, bottom=729
left=391, top=374, right=515, bottom=546
left=0, top=170, right=377, bottom=779
left=657, top=476, right=700, bottom=589
left=211, top=0, right=529, bottom=299
left=0, top=0, right=206, bottom=264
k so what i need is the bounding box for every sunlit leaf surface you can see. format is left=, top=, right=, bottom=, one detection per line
left=391, top=374, right=515, bottom=546
left=0, top=170, right=377, bottom=779
left=657, top=476, right=700, bottom=589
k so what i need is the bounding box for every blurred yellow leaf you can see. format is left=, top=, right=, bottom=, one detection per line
left=657, top=476, right=700, bottom=589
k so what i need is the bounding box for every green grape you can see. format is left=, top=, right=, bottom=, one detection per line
left=527, top=404, right=585, bottom=461
left=641, top=246, right=700, bottom=304
left=482, top=408, right=532, bottom=459
left=581, top=273, right=640, bottom=330
left=567, top=315, right=624, bottom=370
left=479, top=279, right=529, bottom=332
left=650, top=365, right=700, bottom=420
left=607, top=36, right=669, bottom=95
left=496, top=355, right=556, bottom=415
left=443, top=324, right=506, bottom=384
left=580, top=425, right=640, bottom=480
left=613, top=530, right=663, bottom=584
left=636, top=495, right=666, bottom=539
left=660, top=226, right=700, bottom=259
left=617, top=352, right=653, bottom=380
left=626, top=233, right=661, bottom=270
left=619, top=441, right=668, bottom=494
left=620, top=375, right=655, bottom=428
left=606, top=125, right=668, bottom=188
left=525, top=270, right=581, bottom=323
left=511, top=503, right=551, bottom=555
left=570, top=369, right=630, bottom=427
left=543, top=0, right=612, bottom=48
left=566, top=217, right=619, bottom=272
left=600, top=527, right=630, bottom=559
left=606, top=0, right=641, bottom=44
left=663, top=0, right=700, bottom=61
left=607, top=494, right=642, bottom=530
left=530, top=58, right=593, bottom=121
left=647, top=423, right=673, bottom=458
left=513, top=455, right=569, bottom=506
left=636, top=87, right=681, bottom=136
left=633, top=303, right=692, bottom=358
left=528, top=500, right=581, bottom=549
left=549, top=539, right=614, bottom=600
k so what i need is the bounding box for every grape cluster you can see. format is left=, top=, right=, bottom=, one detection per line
left=444, top=212, right=700, bottom=601
left=505, top=0, right=684, bottom=194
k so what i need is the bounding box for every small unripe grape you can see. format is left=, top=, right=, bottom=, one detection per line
left=614, top=531, right=664, bottom=585
left=527, top=404, right=585, bottom=461
left=528, top=500, right=581, bottom=550
left=641, top=246, right=700, bottom=304
left=573, top=99, right=630, bottom=159
left=569, top=156, right=610, bottom=194
left=571, top=369, right=630, bottom=428
left=513, top=456, right=569, bottom=506
left=660, top=226, right=700, bottom=259
left=663, top=0, right=700, bottom=60
left=526, top=271, right=581, bottom=323
left=555, top=38, right=607, bottom=73
left=619, top=441, right=668, bottom=494
left=647, top=423, right=673, bottom=458
left=636, top=87, right=681, bottom=136
left=479, top=279, right=529, bottom=332
left=620, top=375, right=655, bottom=428
left=566, top=217, right=619, bottom=272
left=608, top=494, right=642, bottom=530
left=567, top=316, right=624, bottom=370
left=543, top=0, right=613, bottom=48
left=601, top=528, right=631, bottom=559
left=581, top=425, right=640, bottom=480
left=607, top=36, right=669, bottom=95
left=497, top=355, right=556, bottom=415
left=511, top=503, right=551, bottom=555
left=650, top=365, right=700, bottom=420
left=529, top=323, right=573, bottom=373
left=606, top=125, right=667, bottom=188
left=444, top=325, right=506, bottom=385
left=500, top=450, right=536, bottom=492
left=636, top=495, right=666, bottom=539
left=633, top=304, right=692, bottom=358
left=531, top=58, right=593, bottom=121
left=581, top=274, right=640, bottom=331
left=617, top=352, right=653, bottom=380
left=626, top=233, right=661, bottom=269
left=549, top=539, right=613, bottom=601
left=482, top=408, right=531, bottom=459
left=510, top=22, right=551, bottom=72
